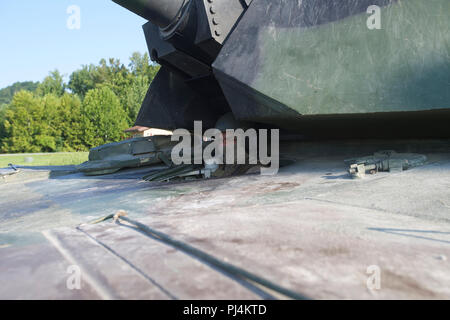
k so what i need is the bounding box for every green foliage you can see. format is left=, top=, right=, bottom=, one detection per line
left=2, top=91, right=48, bottom=153
left=36, top=70, right=66, bottom=97
left=122, top=75, right=150, bottom=122
left=1, top=52, right=160, bottom=153
left=1, top=91, right=83, bottom=153
left=129, top=52, right=159, bottom=80
left=81, top=87, right=129, bottom=148
left=68, top=58, right=130, bottom=98
left=0, top=81, right=39, bottom=105
left=0, top=103, right=8, bottom=143
left=68, top=52, right=159, bottom=99
left=67, top=65, right=97, bottom=98
left=96, top=58, right=133, bottom=103
left=58, top=94, right=85, bottom=151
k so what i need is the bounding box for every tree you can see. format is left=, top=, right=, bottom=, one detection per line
left=69, top=58, right=136, bottom=102
left=36, top=70, right=66, bottom=97
left=68, top=53, right=160, bottom=125
left=96, top=58, right=132, bottom=101
left=67, top=64, right=97, bottom=98
left=2, top=91, right=45, bottom=153
left=1, top=91, right=65, bottom=153
left=1, top=91, right=86, bottom=153
left=129, top=51, right=160, bottom=81
left=124, top=52, right=160, bottom=124
left=0, top=103, right=9, bottom=146
left=0, top=81, right=39, bottom=105
left=57, top=93, right=85, bottom=151
left=81, top=87, right=129, bottom=148
left=1, top=52, right=161, bottom=153
left=122, top=75, right=149, bottom=123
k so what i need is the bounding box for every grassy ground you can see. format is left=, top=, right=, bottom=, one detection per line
left=0, top=152, right=89, bottom=167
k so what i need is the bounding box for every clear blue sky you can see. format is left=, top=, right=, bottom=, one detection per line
left=0, top=0, right=149, bottom=89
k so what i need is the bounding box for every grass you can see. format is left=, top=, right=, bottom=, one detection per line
left=0, top=152, right=89, bottom=167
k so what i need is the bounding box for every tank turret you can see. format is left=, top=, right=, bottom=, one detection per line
left=113, top=0, right=450, bottom=138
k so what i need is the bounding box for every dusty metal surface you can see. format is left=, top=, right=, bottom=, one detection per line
left=0, top=141, right=449, bottom=299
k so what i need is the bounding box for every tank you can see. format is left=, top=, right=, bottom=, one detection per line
left=112, top=0, right=450, bottom=138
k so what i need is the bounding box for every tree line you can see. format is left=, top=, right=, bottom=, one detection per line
left=0, top=52, right=159, bottom=153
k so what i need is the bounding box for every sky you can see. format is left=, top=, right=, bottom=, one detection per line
left=0, top=0, right=149, bottom=89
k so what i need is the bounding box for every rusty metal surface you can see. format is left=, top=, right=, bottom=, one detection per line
left=1, top=145, right=449, bottom=299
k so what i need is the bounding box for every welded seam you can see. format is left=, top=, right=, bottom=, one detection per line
left=42, top=230, right=116, bottom=300
left=75, top=226, right=178, bottom=300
